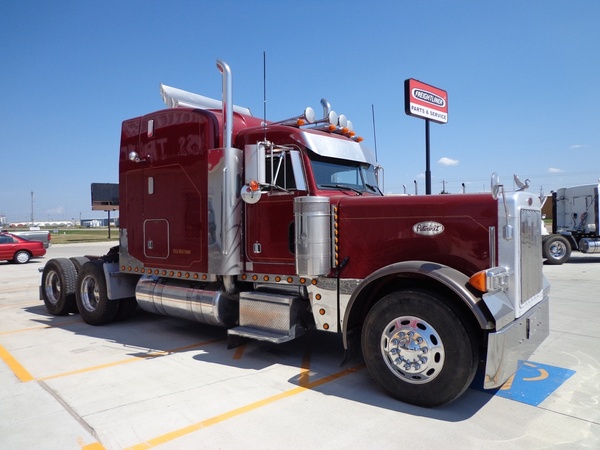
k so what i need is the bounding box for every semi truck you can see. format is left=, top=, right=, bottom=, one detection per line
left=40, top=60, right=549, bottom=407
left=542, top=183, right=600, bottom=264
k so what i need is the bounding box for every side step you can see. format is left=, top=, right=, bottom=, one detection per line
left=228, top=291, right=305, bottom=344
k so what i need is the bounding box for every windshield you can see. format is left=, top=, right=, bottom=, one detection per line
left=311, top=157, right=380, bottom=194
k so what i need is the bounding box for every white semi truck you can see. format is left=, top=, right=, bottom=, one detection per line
left=543, top=183, right=600, bottom=264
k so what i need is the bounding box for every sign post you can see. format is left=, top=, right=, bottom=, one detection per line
left=404, top=79, right=448, bottom=194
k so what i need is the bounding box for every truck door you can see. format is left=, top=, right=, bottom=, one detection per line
left=245, top=149, right=307, bottom=274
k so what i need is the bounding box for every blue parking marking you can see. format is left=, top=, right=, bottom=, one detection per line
left=471, top=361, right=576, bottom=406
left=496, top=361, right=576, bottom=406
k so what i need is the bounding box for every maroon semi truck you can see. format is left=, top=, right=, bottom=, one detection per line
left=41, top=60, right=549, bottom=407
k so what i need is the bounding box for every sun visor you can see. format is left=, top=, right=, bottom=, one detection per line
left=297, top=130, right=376, bottom=165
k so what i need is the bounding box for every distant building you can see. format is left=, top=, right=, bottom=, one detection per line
left=81, top=218, right=119, bottom=228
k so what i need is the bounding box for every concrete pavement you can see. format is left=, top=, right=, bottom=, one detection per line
left=1, top=243, right=599, bottom=449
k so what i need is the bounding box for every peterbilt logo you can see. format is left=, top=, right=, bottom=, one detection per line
left=413, top=221, right=445, bottom=236
left=412, top=88, right=446, bottom=107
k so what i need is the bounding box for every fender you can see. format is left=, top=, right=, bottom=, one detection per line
left=341, top=260, right=493, bottom=349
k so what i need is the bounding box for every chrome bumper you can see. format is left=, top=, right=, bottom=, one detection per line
left=484, top=296, right=550, bottom=389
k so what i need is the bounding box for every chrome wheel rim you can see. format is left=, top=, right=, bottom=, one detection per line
left=380, top=316, right=445, bottom=384
left=80, top=275, right=100, bottom=312
left=44, top=271, right=61, bottom=305
left=549, top=241, right=567, bottom=259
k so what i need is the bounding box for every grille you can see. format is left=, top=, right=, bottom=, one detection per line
left=520, top=209, right=543, bottom=304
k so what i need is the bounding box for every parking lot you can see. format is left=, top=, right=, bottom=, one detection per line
left=1, top=242, right=599, bottom=449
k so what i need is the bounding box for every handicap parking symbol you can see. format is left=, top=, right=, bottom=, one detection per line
left=497, top=361, right=576, bottom=406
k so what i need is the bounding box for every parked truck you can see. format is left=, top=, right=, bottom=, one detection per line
left=40, top=60, right=549, bottom=407
left=542, top=183, right=600, bottom=264
left=9, top=229, right=51, bottom=248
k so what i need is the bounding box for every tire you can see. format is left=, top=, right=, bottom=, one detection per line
left=13, top=250, right=31, bottom=264
left=361, top=290, right=478, bottom=407
left=41, top=258, right=77, bottom=315
left=69, top=256, right=90, bottom=273
left=76, top=260, right=118, bottom=325
left=542, top=235, right=571, bottom=265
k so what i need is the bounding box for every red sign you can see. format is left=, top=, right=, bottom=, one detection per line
left=404, top=79, right=448, bottom=124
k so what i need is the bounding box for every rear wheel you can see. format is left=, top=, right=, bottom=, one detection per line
left=361, top=290, right=478, bottom=407
left=41, top=258, right=77, bottom=315
left=542, top=235, right=571, bottom=265
left=69, top=256, right=90, bottom=273
left=13, top=250, right=31, bottom=264
left=76, top=260, right=118, bottom=325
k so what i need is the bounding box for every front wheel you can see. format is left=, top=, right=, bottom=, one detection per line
left=361, top=290, right=478, bottom=407
left=542, top=235, right=571, bottom=265
left=76, top=260, right=118, bottom=325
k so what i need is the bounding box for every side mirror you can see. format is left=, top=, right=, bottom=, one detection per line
left=242, top=144, right=266, bottom=204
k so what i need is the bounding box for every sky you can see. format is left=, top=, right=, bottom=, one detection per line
left=1, top=1, right=599, bottom=223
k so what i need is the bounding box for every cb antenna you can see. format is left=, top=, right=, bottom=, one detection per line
left=263, top=51, right=267, bottom=142
left=371, top=104, right=378, bottom=161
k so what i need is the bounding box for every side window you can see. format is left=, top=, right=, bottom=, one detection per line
left=0, top=235, right=14, bottom=244
left=266, top=153, right=295, bottom=190
left=265, top=150, right=306, bottom=191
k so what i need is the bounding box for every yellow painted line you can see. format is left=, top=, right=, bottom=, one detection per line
left=232, top=344, right=246, bottom=360
left=81, top=442, right=106, bottom=450
left=39, top=338, right=225, bottom=381
left=298, top=337, right=312, bottom=388
left=126, top=364, right=365, bottom=450
left=0, top=318, right=83, bottom=336
left=0, top=344, right=34, bottom=382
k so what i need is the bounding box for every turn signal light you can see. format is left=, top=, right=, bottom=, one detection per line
left=469, top=271, right=487, bottom=292
left=468, top=267, right=510, bottom=293
left=249, top=180, right=260, bottom=191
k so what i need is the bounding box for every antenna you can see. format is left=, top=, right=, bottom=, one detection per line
left=371, top=104, right=378, bottom=161
left=263, top=51, right=267, bottom=142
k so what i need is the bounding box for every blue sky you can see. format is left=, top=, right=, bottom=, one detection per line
left=1, top=1, right=599, bottom=223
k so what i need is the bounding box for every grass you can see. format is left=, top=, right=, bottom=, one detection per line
left=47, top=228, right=119, bottom=244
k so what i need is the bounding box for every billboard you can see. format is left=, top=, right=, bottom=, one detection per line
left=404, top=79, right=448, bottom=124
left=91, top=183, right=119, bottom=211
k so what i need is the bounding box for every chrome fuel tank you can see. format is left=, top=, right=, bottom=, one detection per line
left=136, top=276, right=238, bottom=327
left=294, top=196, right=331, bottom=277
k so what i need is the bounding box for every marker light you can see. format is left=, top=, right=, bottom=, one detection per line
left=469, top=267, right=510, bottom=293
left=249, top=180, right=260, bottom=191
left=469, top=271, right=487, bottom=292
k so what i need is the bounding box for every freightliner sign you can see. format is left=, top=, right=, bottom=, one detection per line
left=404, top=79, right=448, bottom=124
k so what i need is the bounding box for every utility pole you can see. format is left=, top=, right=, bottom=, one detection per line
left=30, top=191, right=34, bottom=225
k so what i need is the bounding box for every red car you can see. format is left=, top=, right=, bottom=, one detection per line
left=0, top=231, right=47, bottom=264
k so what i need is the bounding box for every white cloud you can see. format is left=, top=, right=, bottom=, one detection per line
left=46, top=206, right=66, bottom=215
left=548, top=167, right=563, bottom=173
left=569, top=144, right=588, bottom=150
left=438, top=157, right=459, bottom=166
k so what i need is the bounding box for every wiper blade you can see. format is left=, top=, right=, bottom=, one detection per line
left=320, top=184, right=363, bottom=195
left=365, top=183, right=383, bottom=195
